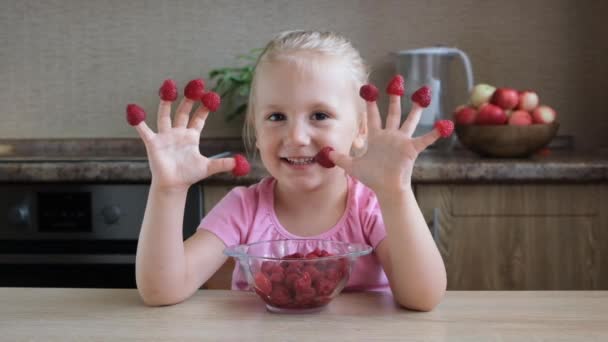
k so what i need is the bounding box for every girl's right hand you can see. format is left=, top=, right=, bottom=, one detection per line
left=130, top=95, right=235, bottom=193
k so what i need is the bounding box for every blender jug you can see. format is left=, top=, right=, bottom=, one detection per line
left=395, top=47, right=474, bottom=150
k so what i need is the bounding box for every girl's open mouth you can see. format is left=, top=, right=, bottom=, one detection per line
left=281, top=157, right=316, bottom=166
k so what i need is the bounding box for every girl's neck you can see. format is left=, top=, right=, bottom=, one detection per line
left=273, top=174, right=349, bottom=235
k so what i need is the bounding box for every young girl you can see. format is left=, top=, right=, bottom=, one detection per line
left=133, top=30, right=449, bottom=311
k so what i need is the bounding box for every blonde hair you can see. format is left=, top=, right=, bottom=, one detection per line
left=243, top=30, right=370, bottom=156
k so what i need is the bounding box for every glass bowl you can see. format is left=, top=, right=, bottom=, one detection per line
left=224, top=239, right=372, bottom=313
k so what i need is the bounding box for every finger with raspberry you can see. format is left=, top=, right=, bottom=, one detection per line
left=315, top=146, right=354, bottom=175
left=412, top=120, right=454, bottom=153
left=385, top=75, right=405, bottom=129
left=174, top=79, right=205, bottom=128
left=400, top=86, right=431, bottom=137
left=125, top=104, right=154, bottom=142
left=359, top=84, right=381, bottom=130
left=188, top=91, right=222, bottom=131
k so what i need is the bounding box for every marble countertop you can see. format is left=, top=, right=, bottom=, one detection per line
left=0, top=138, right=607, bottom=183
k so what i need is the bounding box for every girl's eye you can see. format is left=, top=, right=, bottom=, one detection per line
left=312, top=112, right=329, bottom=120
left=268, top=112, right=286, bottom=121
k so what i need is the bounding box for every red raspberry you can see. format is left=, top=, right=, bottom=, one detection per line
left=184, top=79, right=205, bottom=100
left=254, top=272, right=272, bottom=296
left=314, top=146, right=335, bottom=168
left=294, top=272, right=312, bottom=293
left=305, top=251, right=320, bottom=259
left=231, top=154, right=250, bottom=177
left=284, top=252, right=304, bottom=259
left=269, top=284, right=291, bottom=306
left=269, top=265, right=286, bottom=283
left=325, top=267, right=343, bottom=281
left=303, top=265, right=322, bottom=282
left=125, top=104, right=146, bottom=126
left=158, top=79, right=178, bottom=102
left=316, top=278, right=338, bottom=296
left=285, top=262, right=303, bottom=275
left=318, top=250, right=331, bottom=257
left=294, top=287, right=316, bottom=305
left=434, top=120, right=454, bottom=138
left=359, top=84, right=379, bottom=102
left=411, top=86, right=432, bottom=107
left=386, top=75, right=405, bottom=96
left=284, top=272, right=300, bottom=289
left=261, top=261, right=275, bottom=276
left=201, top=91, right=221, bottom=112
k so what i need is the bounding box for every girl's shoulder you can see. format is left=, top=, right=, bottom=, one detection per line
left=221, top=176, right=275, bottom=206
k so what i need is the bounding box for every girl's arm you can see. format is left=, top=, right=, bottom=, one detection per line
left=329, top=77, right=452, bottom=310
left=374, top=188, right=446, bottom=311
left=129, top=86, right=236, bottom=305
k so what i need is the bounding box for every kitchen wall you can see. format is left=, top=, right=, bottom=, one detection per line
left=1, top=0, right=607, bottom=149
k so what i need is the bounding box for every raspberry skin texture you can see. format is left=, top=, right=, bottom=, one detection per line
left=434, top=120, right=454, bottom=138
left=359, top=84, right=379, bottom=102
left=386, top=75, right=405, bottom=96
left=184, top=79, right=205, bottom=100
left=158, top=79, right=178, bottom=102
left=232, top=154, right=251, bottom=177
left=125, top=104, right=146, bottom=126
left=411, top=86, right=432, bottom=108
left=201, top=91, right=221, bottom=112
left=314, top=147, right=335, bottom=168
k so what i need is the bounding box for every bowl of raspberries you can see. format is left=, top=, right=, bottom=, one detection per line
left=224, top=239, right=372, bottom=313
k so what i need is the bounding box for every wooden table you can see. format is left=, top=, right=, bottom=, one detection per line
left=2, top=288, right=607, bottom=341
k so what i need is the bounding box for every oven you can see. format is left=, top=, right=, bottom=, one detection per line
left=0, top=183, right=202, bottom=288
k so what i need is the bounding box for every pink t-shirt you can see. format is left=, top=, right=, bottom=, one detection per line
left=198, top=175, right=389, bottom=292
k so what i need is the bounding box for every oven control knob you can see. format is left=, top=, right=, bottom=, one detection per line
left=8, top=205, right=30, bottom=226
left=101, top=205, right=121, bottom=225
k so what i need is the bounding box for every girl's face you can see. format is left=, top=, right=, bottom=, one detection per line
left=253, top=54, right=366, bottom=192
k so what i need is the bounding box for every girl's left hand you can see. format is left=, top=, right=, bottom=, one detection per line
left=329, top=78, right=452, bottom=195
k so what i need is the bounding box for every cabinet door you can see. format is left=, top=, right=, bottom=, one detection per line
left=201, top=185, right=235, bottom=290
left=416, top=184, right=606, bottom=290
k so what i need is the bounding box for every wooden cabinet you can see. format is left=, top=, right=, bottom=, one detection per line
left=416, top=184, right=608, bottom=290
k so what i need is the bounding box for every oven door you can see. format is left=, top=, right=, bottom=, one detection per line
left=0, top=184, right=202, bottom=288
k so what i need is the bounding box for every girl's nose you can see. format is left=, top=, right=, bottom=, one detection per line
left=286, top=120, right=310, bottom=146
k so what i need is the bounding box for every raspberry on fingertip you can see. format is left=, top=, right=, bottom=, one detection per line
left=359, top=84, right=379, bottom=102
left=314, top=147, right=335, bottom=168
left=434, top=120, right=454, bottom=138
left=232, top=154, right=251, bottom=176
left=184, top=79, right=205, bottom=100
left=158, top=79, right=178, bottom=102
left=412, top=86, right=432, bottom=108
left=386, top=75, right=405, bottom=96
left=126, top=104, right=146, bottom=126
left=202, top=91, right=221, bottom=112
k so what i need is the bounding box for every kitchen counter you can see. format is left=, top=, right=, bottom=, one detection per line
left=2, top=288, right=607, bottom=341
left=0, top=138, right=607, bottom=183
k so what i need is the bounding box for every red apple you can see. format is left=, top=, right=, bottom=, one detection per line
left=517, top=90, right=539, bottom=111
left=476, top=103, right=507, bottom=125
left=490, top=88, right=519, bottom=110
left=532, top=105, right=557, bottom=124
left=508, top=110, right=532, bottom=126
left=470, top=83, right=496, bottom=108
left=453, top=106, right=477, bottom=125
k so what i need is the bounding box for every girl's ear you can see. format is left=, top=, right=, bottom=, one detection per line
left=352, top=113, right=368, bottom=150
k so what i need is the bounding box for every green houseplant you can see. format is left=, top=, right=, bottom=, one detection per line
left=208, top=48, right=263, bottom=122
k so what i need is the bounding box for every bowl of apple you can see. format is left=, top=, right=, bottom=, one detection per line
left=453, top=84, right=559, bottom=158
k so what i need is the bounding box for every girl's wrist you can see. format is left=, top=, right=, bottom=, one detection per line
left=374, top=184, right=414, bottom=204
